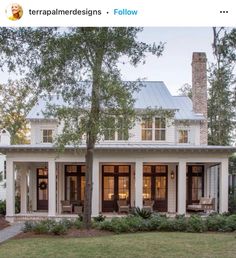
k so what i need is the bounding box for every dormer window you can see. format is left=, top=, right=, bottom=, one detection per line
left=42, top=129, right=53, bottom=143
left=178, top=130, right=189, bottom=143
left=142, top=117, right=166, bottom=141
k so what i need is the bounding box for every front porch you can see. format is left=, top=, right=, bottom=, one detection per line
left=5, top=150, right=229, bottom=222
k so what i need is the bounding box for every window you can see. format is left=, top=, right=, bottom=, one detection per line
left=142, top=117, right=166, bottom=141
left=104, top=117, right=129, bottom=141
left=155, top=118, right=166, bottom=140
left=104, top=117, right=115, bottom=140
left=117, top=117, right=129, bottom=141
left=141, top=118, right=153, bottom=140
left=42, top=129, right=53, bottom=143
left=178, top=130, right=188, bottom=143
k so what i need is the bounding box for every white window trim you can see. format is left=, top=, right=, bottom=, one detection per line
left=177, top=128, right=190, bottom=144
left=141, top=117, right=166, bottom=142
left=40, top=128, right=55, bottom=144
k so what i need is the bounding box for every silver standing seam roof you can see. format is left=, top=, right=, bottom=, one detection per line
left=27, top=81, right=205, bottom=121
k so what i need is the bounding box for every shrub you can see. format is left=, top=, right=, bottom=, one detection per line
left=74, top=218, right=83, bottom=229
left=148, top=214, right=163, bottom=230
left=0, top=200, right=6, bottom=215
left=51, top=223, right=67, bottom=235
left=131, top=207, right=152, bottom=219
left=23, top=221, right=35, bottom=232
left=172, top=215, right=187, bottom=232
left=224, top=214, right=236, bottom=231
left=33, top=223, right=49, bottom=234
left=186, top=215, right=207, bottom=233
left=60, top=218, right=74, bottom=229
left=206, top=214, right=226, bottom=231
left=93, top=214, right=106, bottom=222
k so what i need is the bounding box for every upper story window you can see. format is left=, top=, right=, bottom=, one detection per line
left=104, top=117, right=129, bottom=141
left=142, top=117, right=166, bottom=141
left=104, top=117, right=115, bottom=141
left=155, top=118, right=166, bottom=141
left=178, top=130, right=188, bottom=143
left=42, top=129, right=53, bottom=143
left=117, top=117, right=129, bottom=141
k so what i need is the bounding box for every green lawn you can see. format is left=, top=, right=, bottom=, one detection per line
left=0, top=232, right=236, bottom=258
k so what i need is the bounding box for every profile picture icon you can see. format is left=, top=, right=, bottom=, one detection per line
left=6, top=3, right=23, bottom=21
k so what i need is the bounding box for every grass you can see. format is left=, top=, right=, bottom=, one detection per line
left=0, top=232, right=236, bottom=258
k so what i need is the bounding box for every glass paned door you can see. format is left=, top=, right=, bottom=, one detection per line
left=37, top=169, right=48, bottom=210
left=102, top=165, right=131, bottom=212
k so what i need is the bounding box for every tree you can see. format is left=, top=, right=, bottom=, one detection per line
left=34, top=27, right=165, bottom=228
left=0, top=80, right=37, bottom=144
left=0, top=28, right=58, bottom=143
left=208, top=28, right=236, bottom=145
left=177, top=83, right=192, bottom=99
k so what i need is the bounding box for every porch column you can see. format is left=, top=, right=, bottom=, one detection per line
left=219, top=159, right=228, bottom=213
left=92, top=159, right=99, bottom=216
left=20, top=167, right=28, bottom=214
left=6, top=159, right=15, bottom=220
left=135, top=160, right=143, bottom=208
left=177, top=160, right=186, bottom=215
left=48, top=159, right=56, bottom=217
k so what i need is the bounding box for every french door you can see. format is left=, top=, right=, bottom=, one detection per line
left=37, top=168, right=48, bottom=210
left=143, top=165, right=168, bottom=212
left=102, top=165, right=131, bottom=212
left=187, top=165, right=204, bottom=205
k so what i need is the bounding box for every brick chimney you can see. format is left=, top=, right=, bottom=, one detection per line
left=192, top=52, right=208, bottom=145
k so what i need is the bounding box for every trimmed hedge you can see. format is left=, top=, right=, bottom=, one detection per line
left=23, top=213, right=236, bottom=235
left=98, top=214, right=236, bottom=234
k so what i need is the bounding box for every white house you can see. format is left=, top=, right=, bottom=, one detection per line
left=0, top=52, right=235, bottom=222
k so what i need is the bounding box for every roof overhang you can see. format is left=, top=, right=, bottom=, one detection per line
left=0, top=143, right=236, bottom=154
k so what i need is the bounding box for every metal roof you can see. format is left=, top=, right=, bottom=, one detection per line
left=133, top=81, right=176, bottom=110
left=27, top=81, right=205, bottom=121
left=173, top=96, right=205, bottom=120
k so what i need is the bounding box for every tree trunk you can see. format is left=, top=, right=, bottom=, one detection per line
left=83, top=143, right=94, bottom=229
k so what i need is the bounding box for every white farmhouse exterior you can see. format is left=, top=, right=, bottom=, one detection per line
left=0, top=52, right=235, bottom=222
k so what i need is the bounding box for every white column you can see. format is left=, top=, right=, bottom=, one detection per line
left=177, top=160, right=186, bottom=215
left=219, top=159, right=228, bottom=213
left=48, top=159, right=56, bottom=217
left=20, top=167, right=28, bottom=214
left=135, top=160, right=143, bottom=208
left=6, top=159, right=15, bottom=219
left=92, top=159, right=99, bottom=216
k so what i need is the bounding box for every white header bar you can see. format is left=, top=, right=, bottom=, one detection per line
left=0, top=0, right=235, bottom=27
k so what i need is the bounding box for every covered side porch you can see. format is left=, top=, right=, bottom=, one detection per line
left=1, top=145, right=233, bottom=222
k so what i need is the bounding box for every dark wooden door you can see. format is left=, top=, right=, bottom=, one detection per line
left=37, top=168, right=48, bottom=211
left=102, top=165, right=131, bottom=212
left=187, top=165, right=204, bottom=205
left=143, top=165, right=168, bottom=212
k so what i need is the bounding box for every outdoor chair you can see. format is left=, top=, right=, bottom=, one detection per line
left=61, top=200, right=73, bottom=213
left=74, top=205, right=83, bottom=215
left=143, top=200, right=154, bottom=212
left=117, top=199, right=130, bottom=213
left=187, top=197, right=215, bottom=212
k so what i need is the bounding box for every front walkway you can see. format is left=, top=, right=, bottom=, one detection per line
left=0, top=223, right=24, bottom=243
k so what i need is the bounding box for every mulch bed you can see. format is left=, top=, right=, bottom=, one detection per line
left=13, top=228, right=114, bottom=240
left=0, top=216, right=10, bottom=230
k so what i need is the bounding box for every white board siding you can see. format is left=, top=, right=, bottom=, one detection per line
left=168, top=164, right=176, bottom=213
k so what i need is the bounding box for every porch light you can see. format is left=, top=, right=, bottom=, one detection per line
left=171, top=170, right=175, bottom=179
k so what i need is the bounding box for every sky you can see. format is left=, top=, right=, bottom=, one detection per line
left=119, top=27, right=215, bottom=95
left=1, top=27, right=216, bottom=95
